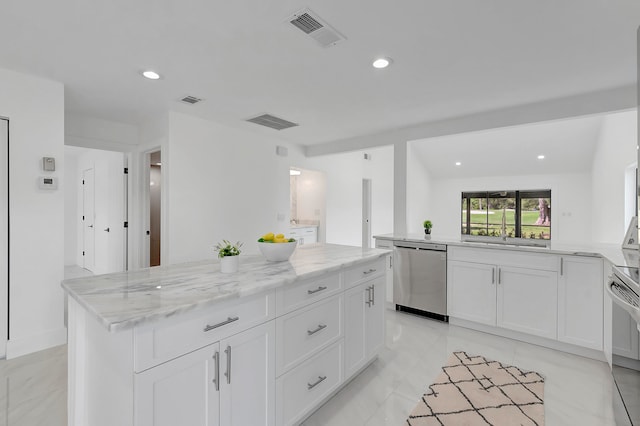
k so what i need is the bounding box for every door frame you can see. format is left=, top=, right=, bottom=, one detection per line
left=362, top=179, right=372, bottom=248
left=0, top=117, right=8, bottom=356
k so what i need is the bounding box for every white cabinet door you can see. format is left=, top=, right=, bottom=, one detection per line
left=344, top=276, right=386, bottom=378
left=135, top=343, right=219, bottom=426
left=558, top=256, right=603, bottom=350
left=344, top=284, right=366, bottom=378
left=365, top=276, right=386, bottom=357
left=219, top=321, right=275, bottom=426
left=497, top=266, right=557, bottom=340
left=447, top=261, right=496, bottom=326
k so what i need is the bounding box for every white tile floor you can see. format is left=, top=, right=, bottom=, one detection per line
left=0, top=308, right=624, bottom=425
left=303, top=309, right=621, bottom=426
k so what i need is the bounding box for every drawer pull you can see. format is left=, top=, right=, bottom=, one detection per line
left=307, top=375, right=327, bottom=390
left=204, top=316, right=239, bottom=332
left=371, top=284, right=375, bottom=305
left=365, top=287, right=372, bottom=307
left=363, top=268, right=377, bottom=275
left=307, top=286, right=328, bottom=295
left=224, top=345, right=231, bottom=384
left=212, top=351, right=220, bottom=391
left=307, top=324, right=327, bottom=336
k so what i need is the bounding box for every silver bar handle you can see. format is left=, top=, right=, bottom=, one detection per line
left=307, top=375, right=327, bottom=390
left=307, top=286, right=328, bottom=295
left=212, top=351, right=220, bottom=391
left=307, top=324, right=327, bottom=335
left=492, top=268, right=495, bottom=284
left=204, top=316, right=239, bottom=332
left=224, top=345, right=231, bottom=384
left=560, top=258, right=564, bottom=276
left=363, top=268, right=377, bottom=275
left=371, top=284, right=375, bottom=306
left=365, top=287, right=371, bottom=307
left=498, top=268, right=501, bottom=285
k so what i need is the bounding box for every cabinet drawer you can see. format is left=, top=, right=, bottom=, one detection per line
left=344, top=258, right=386, bottom=289
left=448, top=246, right=557, bottom=271
left=276, top=294, right=343, bottom=376
left=134, top=291, right=274, bottom=372
left=275, top=273, right=341, bottom=315
left=276, top=340, right=343, bottom=426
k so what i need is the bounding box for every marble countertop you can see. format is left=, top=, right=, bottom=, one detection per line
left=374, top=233, right=638, bottom=267
left=62, top=244, right=387, bottom=333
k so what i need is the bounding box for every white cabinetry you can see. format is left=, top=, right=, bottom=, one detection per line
left=448, top=246, right=607, bottom=354
left=288, top=226, right=318, bottom=245
left=136, top=343, right=219, bottom=426
left=344, top=276, right=385, bottom=378
left=497, top=266, right=557, bottom=339
left=448, top=258, right=557, bottom=340
left=557, top=256, right=603, bottom=350
left=135, top=320, right=275, bottom=426
left=374, top=238, right=394, bottom=304
left=448, top=260, right=497, bottom=326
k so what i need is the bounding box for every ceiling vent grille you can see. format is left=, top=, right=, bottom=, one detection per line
left=287, top=8, right=346, bottom=48
left=247, top=114, right=299, bottom=131
left=180, top=95, right=203, bottom=105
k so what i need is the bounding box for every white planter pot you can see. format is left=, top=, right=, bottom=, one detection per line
left=220, top=256, right=239, bottom=273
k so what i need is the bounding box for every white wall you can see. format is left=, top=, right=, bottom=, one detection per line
left=66, top=114, right=139, bottom=152
left=591, top=110, right=637, bottom=244
left=0, top=68, right=66, bottom=358
left=406, top=142, right=433, bottom=234
left=298, top=145, right=394, bottom=247
left=429, top=173, right=592, bottom=243
left=165, top=112, right=293, bottom=263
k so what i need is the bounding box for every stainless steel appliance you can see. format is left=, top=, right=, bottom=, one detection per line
left=608, top=264, right=640, bottom=425
left=393, top=241, right=447, bottom=321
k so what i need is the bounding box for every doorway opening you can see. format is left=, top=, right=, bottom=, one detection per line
left=149, top=151, right=161, bottom=267
left=289, top=167, right=326, bottom=245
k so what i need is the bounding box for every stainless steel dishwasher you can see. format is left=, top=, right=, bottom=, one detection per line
left=393, top=241, right=447, bottom=321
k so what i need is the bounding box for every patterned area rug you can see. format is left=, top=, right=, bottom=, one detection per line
left=406, top=351, right=545, bottom=425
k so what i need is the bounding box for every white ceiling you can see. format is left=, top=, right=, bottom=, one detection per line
left=1, top=0, right=638, bottom=147
left=409, top=115, right=606, bottom=179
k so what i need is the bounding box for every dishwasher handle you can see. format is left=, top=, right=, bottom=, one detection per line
left=394, top=242, right=447, bottom=251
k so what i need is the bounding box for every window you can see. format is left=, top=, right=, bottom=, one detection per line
left=461, top=190, right=551, bottom=242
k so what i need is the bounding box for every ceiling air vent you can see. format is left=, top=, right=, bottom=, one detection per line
left=246, top=114, right=299, bottom=131
left=180, top=95, right=203, bottom=105
left=287, top=8, right=346, bottom=48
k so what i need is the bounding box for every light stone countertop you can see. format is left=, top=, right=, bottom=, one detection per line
left=374, top=233, right=639, bottom=267
left=62, top=244, right=388, bottom=333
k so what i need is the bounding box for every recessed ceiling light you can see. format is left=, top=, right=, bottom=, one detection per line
left=537, top=155, right=545, bottom=160
left=290, top=169, right=301, bottom=176
left=142, top=70, right=161, bottom=80
left=455, top=162, right=461, bottom=166
left=372, top=58, right=392, bottom=69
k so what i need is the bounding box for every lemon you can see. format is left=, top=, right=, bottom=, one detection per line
left=262, top=232, right=274, bottom=241
left=275, top=233, right=285, bottom=239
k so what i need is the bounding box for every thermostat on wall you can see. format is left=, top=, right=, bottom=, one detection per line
left=38, top=176, right=58, bottom=190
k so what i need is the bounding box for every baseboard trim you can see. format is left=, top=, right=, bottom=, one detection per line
left=6, top=327, right=67, bottom=359
left=450, top=317, right=605, bottom=361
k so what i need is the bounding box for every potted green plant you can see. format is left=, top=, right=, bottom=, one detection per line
left=214, top=240, right=243, bottom=273
left=423, top=220, right=433, bottom=236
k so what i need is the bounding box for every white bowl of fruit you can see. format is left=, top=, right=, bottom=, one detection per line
left=257, top=233, right=297, bottom=262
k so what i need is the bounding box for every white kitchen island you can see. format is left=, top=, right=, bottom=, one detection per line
left=62, top=244, right=389, bottom=426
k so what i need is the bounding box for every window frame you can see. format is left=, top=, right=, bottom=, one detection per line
left=461, top=189, right=551, bottom=246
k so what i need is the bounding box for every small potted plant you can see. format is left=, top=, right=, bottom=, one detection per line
left=214, top=240, right=243, bottom=273
left=423, top=220, right=433, bottom=237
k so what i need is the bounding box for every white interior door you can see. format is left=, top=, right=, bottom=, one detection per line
left=0, top=119, right=8, bottom=357
left=362, top=179, right=371, bottom=248
left=82, top=168, right=95, bottom=272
